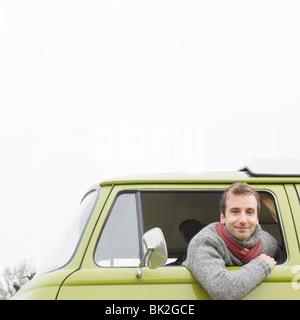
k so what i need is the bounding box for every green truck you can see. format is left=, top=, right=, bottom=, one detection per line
left=13, top=167, right=300, bottom=300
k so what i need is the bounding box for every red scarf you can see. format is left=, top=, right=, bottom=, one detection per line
left=216, top=222, right=261, bottom=264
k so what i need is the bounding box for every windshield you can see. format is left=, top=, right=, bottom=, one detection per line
left=36, top=187, right=99, bottom=276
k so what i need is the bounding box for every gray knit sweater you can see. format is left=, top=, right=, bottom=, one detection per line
left=182, top=222, right=283, bottom=300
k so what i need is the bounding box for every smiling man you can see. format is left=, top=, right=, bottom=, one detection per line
left=183, top=183, right=284, bottom=300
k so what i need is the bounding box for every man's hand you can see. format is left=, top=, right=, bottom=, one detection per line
left=256, top=254, right=277, bottom=269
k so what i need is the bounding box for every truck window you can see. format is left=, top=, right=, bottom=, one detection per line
left=94, top=189, right=286, bottom=268
left=94, top=193, right=141, bottom=267
left=37, top=188, right=99, bottom=276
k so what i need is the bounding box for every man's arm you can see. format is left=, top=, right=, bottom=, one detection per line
left=185, top=236, right=273, bottom=300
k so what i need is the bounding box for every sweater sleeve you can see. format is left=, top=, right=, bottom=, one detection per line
left=184, top=235, right=271, bottom=300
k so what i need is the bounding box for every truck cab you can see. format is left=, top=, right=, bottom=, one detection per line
left=13, top=167, right=300, bottom=300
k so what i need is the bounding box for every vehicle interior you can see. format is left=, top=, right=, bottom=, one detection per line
left=140, top=190, right=286, bottom=265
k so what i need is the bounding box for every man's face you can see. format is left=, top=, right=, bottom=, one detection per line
left=220, top=193, right=259, bottom=242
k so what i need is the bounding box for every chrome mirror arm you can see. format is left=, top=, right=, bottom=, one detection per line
left=136, top=247, right=154, bottom=278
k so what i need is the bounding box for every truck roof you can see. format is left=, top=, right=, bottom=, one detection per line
left=99, top=166, right=300, bottom=186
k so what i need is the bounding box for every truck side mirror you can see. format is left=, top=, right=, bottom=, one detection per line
left=136, top=227, right=168, bottom=278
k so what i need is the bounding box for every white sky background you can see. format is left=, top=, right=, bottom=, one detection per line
left=0, top=1, right=300, bottom=269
